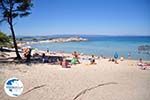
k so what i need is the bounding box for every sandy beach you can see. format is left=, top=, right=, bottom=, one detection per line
left=1, top=0, right=150, bottom=99
left=0, top=51, right=150, bottom=100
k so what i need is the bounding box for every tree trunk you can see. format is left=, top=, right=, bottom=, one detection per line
left=9, top=23, right=22, bottom=60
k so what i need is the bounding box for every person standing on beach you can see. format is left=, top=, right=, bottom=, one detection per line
left=114, top=52, right=119, bottom=64
left=26, top=48, right=32, bottom=62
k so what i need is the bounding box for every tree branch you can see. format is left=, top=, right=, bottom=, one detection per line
left=0, top=0, right=9, bottom=11
left=0, top=18, right=6, bottom=23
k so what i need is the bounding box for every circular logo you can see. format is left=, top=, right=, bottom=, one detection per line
left=4, top=77, right=24, bottom=97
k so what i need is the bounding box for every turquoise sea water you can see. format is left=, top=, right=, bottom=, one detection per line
left=29, top=35, right=150, bottom=60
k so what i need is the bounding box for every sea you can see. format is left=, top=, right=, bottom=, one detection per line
left=25, top=35, right=150, bottom=60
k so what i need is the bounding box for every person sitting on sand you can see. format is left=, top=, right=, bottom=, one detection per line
left=137, top=58, right=150, bottom=70
left=90, top=55, right=96, bottom=64
left=71, top=57, right=78, bottom=65
left=120, top=56, right=124, bottom=61
left=23, top=47, right=29, bottom=57
left=23, top=47, right=32, bottom=63
left=72, top=51, right=80, bottom=64
left=42, top=53, right=49, bottom=63
left=61, top=58, right=71, bottom=68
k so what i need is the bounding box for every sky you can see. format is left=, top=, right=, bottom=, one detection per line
left=0, top=0, right=150, bottom=36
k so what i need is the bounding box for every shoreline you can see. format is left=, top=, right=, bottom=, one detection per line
left=1, top=47, right=150, bottom=61
left=14, top=35, right=150, bottom=61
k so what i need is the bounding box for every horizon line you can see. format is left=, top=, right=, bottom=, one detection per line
left=15, top=34, right=150, bottom=37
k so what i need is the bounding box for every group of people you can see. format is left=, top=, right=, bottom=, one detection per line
left=108, top=52, right=135, bottom=64
left=22, top=47, right=150, bottom=70
left=108, top=52, right=121, bottom=64
left=22, top=47, right=96, bottom=68
left=60, top=51, right=96, bottom=68
left=109, top=52, right=150, bottom=70
left=22, top=47, right=120, bottom=67
left=137, top=58, right=150, bottom=70
left=22, top=46, right=127, bottom=66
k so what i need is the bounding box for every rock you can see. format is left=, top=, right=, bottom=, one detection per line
left=17, top=37, right=88, bottom=45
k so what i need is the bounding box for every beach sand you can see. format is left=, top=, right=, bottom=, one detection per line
left=0, top=52, right=150, bottom=100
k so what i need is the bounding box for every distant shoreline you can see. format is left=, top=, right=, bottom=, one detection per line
left=16, top=34, right=150, bottom=38
left=17, top=36, right=88, bottom=46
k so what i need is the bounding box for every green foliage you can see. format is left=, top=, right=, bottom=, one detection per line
left=0, top=0, right=33, bottom=22
left=0, top=0, right=33, bottom=59
left=0, top=31, right=11, bottom=46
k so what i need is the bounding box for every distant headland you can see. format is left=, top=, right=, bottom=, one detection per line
left=17, top=36, right=88, bottom=46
